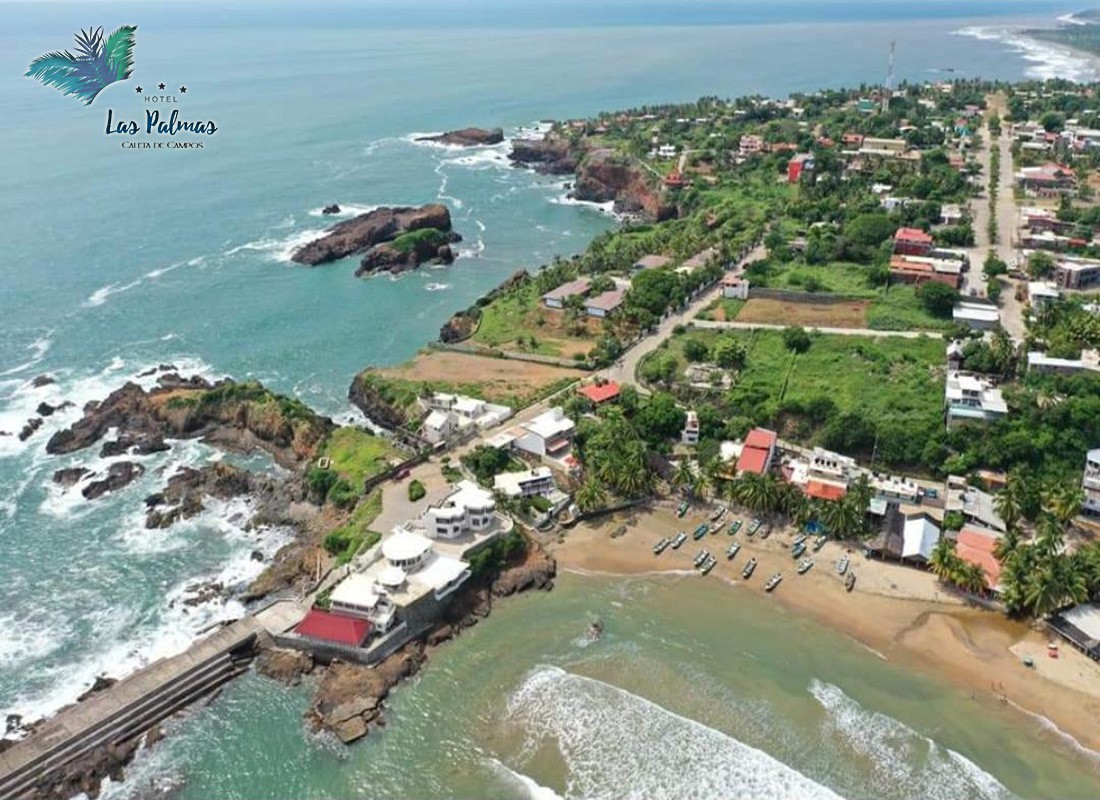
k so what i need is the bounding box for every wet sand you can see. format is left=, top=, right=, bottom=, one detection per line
left=548, top=499, right=1100, bottom=754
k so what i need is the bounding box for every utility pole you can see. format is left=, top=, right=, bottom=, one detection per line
left=883, top=39, right=896, bottom=113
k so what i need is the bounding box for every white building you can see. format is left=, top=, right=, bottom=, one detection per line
left=1027, top=349, right=1100, bottom=376
left=494, top=467, right=555, bottom=499
left=808, top=447, right=857, bottom=484
left=870, top=473, right=921, bottom=504
left=1085, top=449, right=1100, bottom=516
left=1027, top=281, right=1062, bottom=308
left=720, top=274, right=749, bottom=300
left=424, top=480, right=497, bottom=540
left=514, top=407, right=575, bottom=458
left=945, top=475, right=1007, bottom=532
left=939, top=203, right=964, bottom=226
left=422, top=409, right=460, bottom=444
left=902, top=514, right=942, bottom=561
left=657, top=144, right=677, bottom=158
left=952, top=302, right=1000, bottom=331
left=329, top=572, right=397, bottom=632
left=421, top=392, right=512, bottom=443
left=945, top=371, right=1009, bottom=424
left=681, top=410, right=700, bottom=445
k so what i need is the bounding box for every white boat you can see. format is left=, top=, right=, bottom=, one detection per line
left=653, top=537, right=671, bottom=555
left=694, top=550, right=711, bottom=568
left=837, top=556, right=850, bottom=576
left=797, top=558, right=814, bottom=575
left=764, top=573, right=783, bottom=592
left=671, top=532, right=687, bottom=549
left=726, top=542, right=741, bottom=560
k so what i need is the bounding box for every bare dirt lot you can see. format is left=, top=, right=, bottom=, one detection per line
left=735, top=297, right=870, bottom=328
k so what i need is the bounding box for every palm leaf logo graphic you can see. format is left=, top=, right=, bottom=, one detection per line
left=26, top=25, right=137, bottom=106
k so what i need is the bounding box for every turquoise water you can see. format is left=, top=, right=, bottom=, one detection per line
left=1, top=1, right=1097, bottom=796
left=112, top=573, right=1100, bottom=799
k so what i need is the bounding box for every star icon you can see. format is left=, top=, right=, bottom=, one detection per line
left=135, top=86, right=142, bottom=93
left=158, top=83, right=165, bottom=90
left=179, top=86, right=187, bottom=93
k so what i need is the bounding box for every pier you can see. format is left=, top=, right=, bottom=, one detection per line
left=0, top=618, right=265, bottom=799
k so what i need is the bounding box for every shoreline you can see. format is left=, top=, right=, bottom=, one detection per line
left=547, top=501, right=1100, bottom=756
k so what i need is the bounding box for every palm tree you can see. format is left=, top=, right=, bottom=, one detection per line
left=929, top=536, right=959, bottom=582
left=958, top=562, right=989, bottom=595
left=1034, top=513, right=1066, bottom=560
left=993, top=487, right=1022, bottom=535
left=993, top=526, right=1021, bottom=563
left=1023, top=558, right=1078, bottom=618
left=1045, top=485, right=1085, bottom=529
left=575, top=477, right=607, bottom=513
left=672, top=458, right=696, bottom=495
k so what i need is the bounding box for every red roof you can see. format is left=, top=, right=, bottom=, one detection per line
left=804, top=480, right=847, bottom=502
left=736, top=447, right=770, bottom=475
left=744, top=428, right=777, bottom=450
left=578, top=381, right=621, bottom=404
left=894, top=227, right=933, bottom=245
left=956, top=527, right=1002, bottom=589
left=296, top=609, right=370, bottom=646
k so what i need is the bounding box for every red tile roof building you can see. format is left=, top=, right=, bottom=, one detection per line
left=295, top=609, right=371, bottom=647
left=804, top=480, right=847, bottom=502
left=577, top=381, right=621, bottom=404
left=893, top=227, right=934, bottom=257
left=956, top=526, right=1003, bottom=592
left=736, top=428, right=777, bottom=475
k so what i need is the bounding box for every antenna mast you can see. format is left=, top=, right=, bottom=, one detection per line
left=883, top=39, right=896, bottom=113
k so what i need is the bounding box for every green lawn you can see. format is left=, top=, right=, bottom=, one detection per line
left=696, top=297, right=746, bottom=321
left=750, top=261, right=879, bottom=298
left=323, top=489, right=384, bottom=566
left=321, top=428, right=402, bottom=488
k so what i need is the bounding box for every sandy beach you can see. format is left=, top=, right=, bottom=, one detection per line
left=548, top=499, right=1100, bottom=754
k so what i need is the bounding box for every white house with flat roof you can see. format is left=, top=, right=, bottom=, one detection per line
left=514, top=407, right=575, bottom=458
left=945, top=475, right=1007, bottom=532
left=681, top=410, right=700, bottom=445
left=945, top=371, right=1008, bottom=424
left=1027, top=349, right=1100, bottom=376
left=494, top=466, right=555, bottom=499
left=329, top=572, right=398, bottom=632
left=1027, top=281, right=1062, bottom=308
left=1085, top=449, right=1100, bottom=516
left=422, top=393, right=512, bottom=443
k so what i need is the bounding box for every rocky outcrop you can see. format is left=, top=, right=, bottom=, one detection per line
left=46, top=378, right=333, bottom=470
left=509, top=136, right=576, bottom=174
left=572, top=150, right=676, bottom=221
left=304, top=536, right=555, bottom=744
left=82, top=461, right=144, bottom=500
left=53, top=467, right=91, bottom=487
left=291, top=205, right=454, bottom=267
left=100, top=432, right=169, bottom=458
left=354, top=230, right=458, bottom=277
left=36, top=401, right=73, bottom=418
left=256, top=648, right=314, bottom=686
left=417, top=127, right=504, bottom=147
left=144, top=462, right=294, bottom=529
left=31, top=374, right=55, bottom=388
left=347, top=373, right=409, bottom=431
left=321, top=204, right=341, bottom=215
left=19, top=418, right=43, bottom=441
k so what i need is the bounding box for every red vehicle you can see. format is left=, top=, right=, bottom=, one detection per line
left=394, top=467, right=411, bottom=481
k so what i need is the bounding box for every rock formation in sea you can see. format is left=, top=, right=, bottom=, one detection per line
left=508, top=136, right=577, bottom=174
left=321, top=203, right=341, bottom=215
left=290, top=204, right=456, bottom=271
left=416, top=127, right=504, bottom=146
left=572, top=149, right=677, bottom=221
left=355, top=229, right=460, bottom=276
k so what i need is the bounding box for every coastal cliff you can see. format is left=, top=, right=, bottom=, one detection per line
left=509, top=133, right=675, bottom=221
left=347, top=371, right=411, bottom=430
left=416, top=127, right=504, bottom=146
left=285, top=538, right=556, bottom=744
left=573, top=150, right=677, bottom=221
left=438, top=268, right=530, bottom=343
left=290, top=204, right=457, bottom=272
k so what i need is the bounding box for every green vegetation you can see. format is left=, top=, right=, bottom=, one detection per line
left=744, top=260, right=880, bottom=297
left=323, top=490, right=383, bottom=565
left=461, top=445, right=519, bottom=485
left=655, top=329, right=944, bottom=467
left=319, top=427, right=401, bottom=493
left=471, top=280, right=594, bottom=356
left=408, top=479, right=426, bottom=502
left=390, top=227, right=450, bottom=254
left=915, top=281, right=960, bottom=318
left=357, top=370, right=577, bottom=419
left=864, top=284, right=952, bottom=331
left=467, top=530, right=525, bottom=577
left=696, top=297, right=745, bottom=321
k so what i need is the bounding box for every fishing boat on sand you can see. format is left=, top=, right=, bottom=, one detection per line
left=797, top=558, right=814, bottom=575
left=726, top=541, right=741, bottom=560
left=845, top=571, right=856, bottom=592
left=742, top=558, right=757, bottom=579
left=653, top=537, right=671, bottom=555
left=837, top=555, right=850, bottom=575
left=791, top=541, right=807, bottom=559
left=764, top=573, right=783, bottom=592
left=693, top=549, right=711, bottom=568
left=671, top=531, right=687, bottom=549
left=728, top=520, right=742, bottom=536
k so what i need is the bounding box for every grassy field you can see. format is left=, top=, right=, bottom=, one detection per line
left=750, top=261, right=879, bottom=298
left=323, top=489, right=383, bottom=566
left=865, top=285, right=952, bottom=332
left=321, top=428, right=403, bottom=488
left=735, top=298, right=870, bottom=328
left=664, top=328, right=944, bottom=431
left=471, top=282, right=600, bottom=357
left=696, top=297, right=746, bottom=321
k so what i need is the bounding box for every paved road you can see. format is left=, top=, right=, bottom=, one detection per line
left=603, top=244, right=766, bottom=386
left=691, top=320, right=928, bottom=339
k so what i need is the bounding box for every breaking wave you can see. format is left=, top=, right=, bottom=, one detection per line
left=953, top=26, right=1100, bottom=82
left=505, top=665, right=844, bottom=800
left=809, top=680, right=1015, bottom=800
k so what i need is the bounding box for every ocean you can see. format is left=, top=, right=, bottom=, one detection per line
left=1, top=1, right=1098, bottom=797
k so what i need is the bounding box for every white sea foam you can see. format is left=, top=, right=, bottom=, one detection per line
left=1003, top=698, right=1100, bottom=763
left=425, top=282, right=451, bottom=292
left=506, top=665, right=844, bottom=800
left=953, top=26, right=1100, bottom=82
left=809, top=680, right=1014, bottom=800
left=548, top=193, right=621, bottom=219
left=487, top=757, right=566, bottom=800
left=225, top=227, right=328, bottom=263
left=0, top=331, right=53, bottom=378
left=83, top=279, right=144, bottom=308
